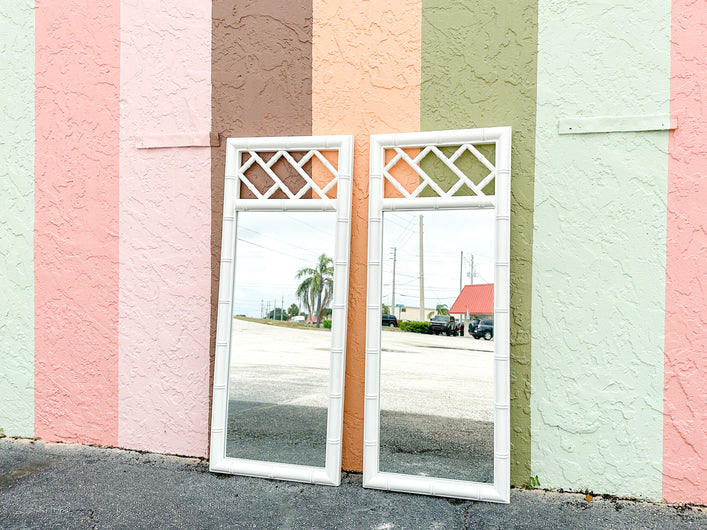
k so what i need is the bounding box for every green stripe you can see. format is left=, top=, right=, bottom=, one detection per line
left=0, top=1, right=35, bottom=437
left=531, top=1, right=669, bottom=498
left=421, top=0, right=538, bottom=485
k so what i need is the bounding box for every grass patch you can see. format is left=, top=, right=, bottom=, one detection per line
left=234, top=316, right=330, bottom=331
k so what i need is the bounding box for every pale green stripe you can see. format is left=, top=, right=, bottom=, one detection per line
left=0, top=1, right=35, bottom=437
left=422, top=0, right=539, bottom=486
left=531, top=1, right=669, bottom=498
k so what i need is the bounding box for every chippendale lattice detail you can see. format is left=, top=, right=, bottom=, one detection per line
left=383, top=143, right=495, bottom=199
left=239, top=149, right=338, bottom=200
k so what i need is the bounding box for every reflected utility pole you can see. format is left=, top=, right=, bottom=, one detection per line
left=391, top=247, right=396, bottom=318
left=460, top=253, right=476, bottom=288
left=419, top=214, right=424, bottom=321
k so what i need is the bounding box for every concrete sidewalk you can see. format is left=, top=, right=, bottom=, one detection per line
left=1, top=439, right=704, bottom=529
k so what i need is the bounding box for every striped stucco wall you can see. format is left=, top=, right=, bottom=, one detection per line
left=312, top=0, right=422, bottom=471
left=664, top=0, right=707, bottom=505
left=0, top=0, right=706, bottom=505
left=420, top=0, right=538, bottom=485
left=0, top=1, right=34, bottom=438
left=34, top=0, right=121, bottom=445
left=530, top=0, right=670, bottom=498
left=119, top=1, right=212, bottom=456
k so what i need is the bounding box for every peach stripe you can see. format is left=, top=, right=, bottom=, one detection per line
left=663, top=0, right=707, bottom=504
left=312, top=0, right=421, bottom=470
left=34, top=0, right=120, bottom=444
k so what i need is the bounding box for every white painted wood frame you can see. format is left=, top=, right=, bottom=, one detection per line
left=363, top=127, right=512, bottom=502
left=210, top=135, right=354, bottom=486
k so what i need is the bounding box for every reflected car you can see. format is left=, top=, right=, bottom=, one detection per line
left=470, top=319, right=494, bottom=340
left=428, top=314, right=459, bottom=336
left=382, top=314, right=398, bottom=327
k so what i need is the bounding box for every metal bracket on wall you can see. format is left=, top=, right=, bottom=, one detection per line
left=135, top=132, right=220, bottom=149
left=558, top=114, right=678, bottom=135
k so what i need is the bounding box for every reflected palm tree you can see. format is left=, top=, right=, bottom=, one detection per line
left=436, top=303, right=449, bottom=316
left=296, top=254, right=334, bottom=328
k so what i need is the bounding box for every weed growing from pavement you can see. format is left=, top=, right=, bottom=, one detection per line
left=520, top=474, right=540, bottom=489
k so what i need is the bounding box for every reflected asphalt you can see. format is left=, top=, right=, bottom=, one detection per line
left=227, top=319, right=494, bottom=417
left=225, top=319, right=495, bottom=479
left=2, top=439, right=705, bottom=529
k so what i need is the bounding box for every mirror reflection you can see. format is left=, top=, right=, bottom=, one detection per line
left=225, top=211, right=336, bottom=467
left=379, top=209, right=495, bottom=482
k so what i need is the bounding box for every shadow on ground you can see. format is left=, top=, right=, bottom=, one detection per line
left=227, top=398, right=494, bottom=484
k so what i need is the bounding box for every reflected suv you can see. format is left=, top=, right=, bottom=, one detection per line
left=428, top=315, right=458, bottom=336
left=470, top=319, right=494, bottom=340
left=382, top=314, right=398, bottom=327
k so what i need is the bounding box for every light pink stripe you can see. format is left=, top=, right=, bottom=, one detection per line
left=664, top=0, right=707, bottom=505
left=118, top=1, right=211, bottom=456
left=34, top=0, right=120, bottom=444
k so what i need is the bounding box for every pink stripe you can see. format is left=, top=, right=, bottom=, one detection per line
left=34, top=0, right=120, bottom=444
left=118, top=1, right=211, bottom=456
left=664, top=0, right=707, bottom=505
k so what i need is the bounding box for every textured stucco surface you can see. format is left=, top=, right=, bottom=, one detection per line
left=0, top=1, right=34, bottom=438
left=34, top=0, right=121, bottom=445
left=663, top=0, right=707, bottom=505
left=210, top=0, right=313, bottom=447
left=119, top=1, right=212, bottom=456
left=531, top=1, right=670, bottom=499
left=5, top=0, right=705, bottom=505
left=313, top=0, right=421, bottom=471
left=421, top=0, right=538, bottom=486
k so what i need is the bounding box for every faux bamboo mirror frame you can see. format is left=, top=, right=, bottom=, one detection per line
left=210, top=135, right=353, bottom=486
left=363, top=127, right=512, bottom=502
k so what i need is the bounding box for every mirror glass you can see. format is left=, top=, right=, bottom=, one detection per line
left=225, top=210, right=336, bottom=467
left=378, top=208, right=495, bottom=482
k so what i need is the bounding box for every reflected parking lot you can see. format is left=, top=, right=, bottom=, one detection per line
left=226, top=319, right=494, bottom=479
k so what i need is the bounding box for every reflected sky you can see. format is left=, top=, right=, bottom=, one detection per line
left=232, top=211, right=336, bottom=317
left=382, top=209, right=494, bottom=311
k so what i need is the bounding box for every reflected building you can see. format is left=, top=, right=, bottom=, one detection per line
left=450, top=283, right=494, bottom=322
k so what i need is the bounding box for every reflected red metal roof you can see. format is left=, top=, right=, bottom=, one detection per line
left=450, top=283, right=494, bottom=315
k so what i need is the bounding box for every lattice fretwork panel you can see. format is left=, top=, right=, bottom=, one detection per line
left=383, top=142, right=496, bottom=199
left=238, top=149, right=339, bottom=200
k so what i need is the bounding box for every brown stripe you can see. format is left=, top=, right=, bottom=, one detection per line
left=210, top=1, right=313, bottom=442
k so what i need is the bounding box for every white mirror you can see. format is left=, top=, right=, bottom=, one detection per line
left=210, top=135, right=353, bottom=486
left=378, top=209, right=496, bottom=483
left=364, top=128, right=511, bottom=502
left=227, top=210, right=336, bottom=468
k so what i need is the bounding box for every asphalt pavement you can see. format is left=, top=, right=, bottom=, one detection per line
left=1, top=438, right=705, bottom=529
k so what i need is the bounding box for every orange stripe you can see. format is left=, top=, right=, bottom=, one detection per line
left=312, top=0, right=421, bottom=471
